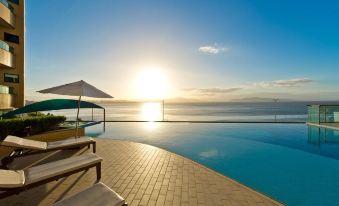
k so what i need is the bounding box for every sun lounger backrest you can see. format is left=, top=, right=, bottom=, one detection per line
left=24, top=153, right=102, bottom=185
left=47, top=137, right=93, bottom=149
left=1, top=136, right=47, bottom=150
left=0, top=153, right=102, bottom=199
left=0, top=170, right=25, bottom=188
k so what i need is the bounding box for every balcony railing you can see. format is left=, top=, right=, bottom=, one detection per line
left=0, top=40, right=15, bottom=68
left=0, top=40, right=10, bottom=52
left=0, top=85, right=9, bottom=94
left=0, top=0, right=14, bottom=12
left=0, top=0, right=15, bottom=28
left=0, top=84, right=15, bottom=109
left=0, top=92, right=15, bottom=109
left=0, top=40, right=14, bottom=53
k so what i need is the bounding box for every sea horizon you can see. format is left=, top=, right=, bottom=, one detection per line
left=47, top=101, right=325, bottom=122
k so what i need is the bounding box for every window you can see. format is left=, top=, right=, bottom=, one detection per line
left=4, top=33, right=19, bottom=44
left=4, top=73, right=19, bottom=83
left=9, top=86, right=14, bottom=94
left=8, top=0, right=19, bottom=5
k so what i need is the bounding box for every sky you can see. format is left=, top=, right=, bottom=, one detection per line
left=25, top=0, right=339, bottom=102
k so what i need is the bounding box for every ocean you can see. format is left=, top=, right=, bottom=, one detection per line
left=49, top=101, right=313, bottom=122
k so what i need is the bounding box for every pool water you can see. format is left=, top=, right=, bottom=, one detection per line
left=86, top=122, right=339, bottom=206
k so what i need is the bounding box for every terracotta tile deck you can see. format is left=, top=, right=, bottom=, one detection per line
left=0, top=139, right=283, bottom=206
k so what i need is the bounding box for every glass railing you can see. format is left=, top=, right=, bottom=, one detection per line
left=0, top=40, right=10, bottom=52
left=0, top=40, right=14, bottom=53
left=307, top=105, right=339, bottom=123
left=321, top=105, right=339, bottom=123
left=0, top=85, right=9, bottom=94
left=307, top=105, right=320, bottom=123
left=0, top=0, right=14, bottom=11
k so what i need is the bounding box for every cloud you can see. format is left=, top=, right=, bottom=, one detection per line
left=181, top=78, right=314, bottom=98
left=181, top=88, right=197, bottom=92
left=255, top=78, right=315, bottom=88
left=198, top=88, right=242, bottom=93
left=199, top=149, right=221, bottom=159
left=182, top=87, right=243, bottom=96
left=198, top=45, right=227, bottom=54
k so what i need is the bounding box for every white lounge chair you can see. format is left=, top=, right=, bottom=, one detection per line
left=0, top=135, right=96, bottom=168
left=54, top=182, right=127, bottom=206
left=0, top=153, right=102, bottom=199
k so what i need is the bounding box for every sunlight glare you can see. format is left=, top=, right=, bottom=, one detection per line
left=142, top=102, right=162, bottom=121
left=136, top=67, right=168, bottom=99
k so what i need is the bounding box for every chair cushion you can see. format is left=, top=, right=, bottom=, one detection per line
left=47, top=136, right=94, bottom=150
left=0, top=169, right=25, bottom=188
left=54, top=182, right=125, bottom=206
left=24, top=153, right=102, bottom=185
left=0, top=135, right=47, bottom=150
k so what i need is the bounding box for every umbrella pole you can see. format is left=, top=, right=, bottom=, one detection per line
left=75, top=96, right=82, bottom=138
left=103, top=108, right=106, bottom=132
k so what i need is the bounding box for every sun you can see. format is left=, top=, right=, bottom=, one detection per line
left=142, top=102, right=162, bottom=121
left=135, top=67, right=168, bottom=99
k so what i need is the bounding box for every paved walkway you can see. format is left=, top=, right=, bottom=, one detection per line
left=0, top=139, right=283, bottom=206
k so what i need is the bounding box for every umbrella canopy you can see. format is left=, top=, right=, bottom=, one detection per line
left=37, top=80, right=113, bottom=137
left=37, top=80, right=113, bottom=98
left=1, top=99, right=104, bottom=118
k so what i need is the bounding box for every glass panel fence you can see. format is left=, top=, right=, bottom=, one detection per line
left=0, top=85, right=9, bottom=94
left=0, top=0, right=14, bottom=11
left=307, top=105, right=320, bottom=123
left=0, top=40, right=10, bottom=52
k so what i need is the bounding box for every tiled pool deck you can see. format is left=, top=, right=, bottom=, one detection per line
left=0, top=139, right=283, bottom=206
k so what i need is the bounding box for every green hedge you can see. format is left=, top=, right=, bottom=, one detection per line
left=0, top=115, right=66, bottom=139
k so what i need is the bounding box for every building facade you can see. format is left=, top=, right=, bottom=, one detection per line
left=0, top=0, right=24, bottom=111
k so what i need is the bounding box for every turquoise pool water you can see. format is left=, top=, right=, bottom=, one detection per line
left=86, top=122, right=339, bottom=206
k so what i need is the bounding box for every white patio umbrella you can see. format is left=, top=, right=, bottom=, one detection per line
left=37, top=80, right=113, bottom=137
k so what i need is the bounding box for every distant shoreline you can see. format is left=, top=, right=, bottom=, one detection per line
left=26, top=99, right=339, bottom=104
left=66, top=120, right=306, bottom=124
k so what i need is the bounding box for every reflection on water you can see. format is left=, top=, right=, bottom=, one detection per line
left=308, top=126, right=339, bottom=145
left=143, top=121, right=159, bottom=131
left=141, top=102, right=162, bottom=121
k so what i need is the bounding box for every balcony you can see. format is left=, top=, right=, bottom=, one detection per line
left=0, top=40, right=15, bottom=68
left=0, top=85, right=15, bottom=110
left=0, top=0, right=15, bottom=28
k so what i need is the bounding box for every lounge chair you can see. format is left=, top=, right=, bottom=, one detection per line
left=54, top=182, right=127, bottom=206
left=0, top=135, right=96, bottom=168
left=0, top=153, right=102, bottom=199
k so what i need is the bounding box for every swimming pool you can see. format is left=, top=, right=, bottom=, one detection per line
left=86, top=122, right=339, bottom=206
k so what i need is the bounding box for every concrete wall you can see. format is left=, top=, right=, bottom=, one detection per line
left=0, top=0, right=24, bottom=108
left=0, top=48, right=15, bottom=68
left=0, top=2, right=15, bottom=27
left=0, top=93, right=15, bottom=109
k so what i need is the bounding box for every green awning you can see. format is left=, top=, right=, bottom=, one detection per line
left=2, top=99, right=104, bottom=118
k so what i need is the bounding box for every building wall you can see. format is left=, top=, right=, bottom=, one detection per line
left=0, top=0, right=24, bottom=109
left=0, top=93, right=15, bottom=110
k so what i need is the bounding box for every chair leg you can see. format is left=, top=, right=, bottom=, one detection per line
left=92, top=142, right=96, bottom=153
left=96, top=162, right=101, bottom=180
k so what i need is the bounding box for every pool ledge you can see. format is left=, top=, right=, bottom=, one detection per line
left=1, top=139, right=284, bottom=206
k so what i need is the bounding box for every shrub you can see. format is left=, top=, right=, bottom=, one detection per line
left=0, top=115, right=66, bottom=138
left=27, top=112, right=45, bottom=117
